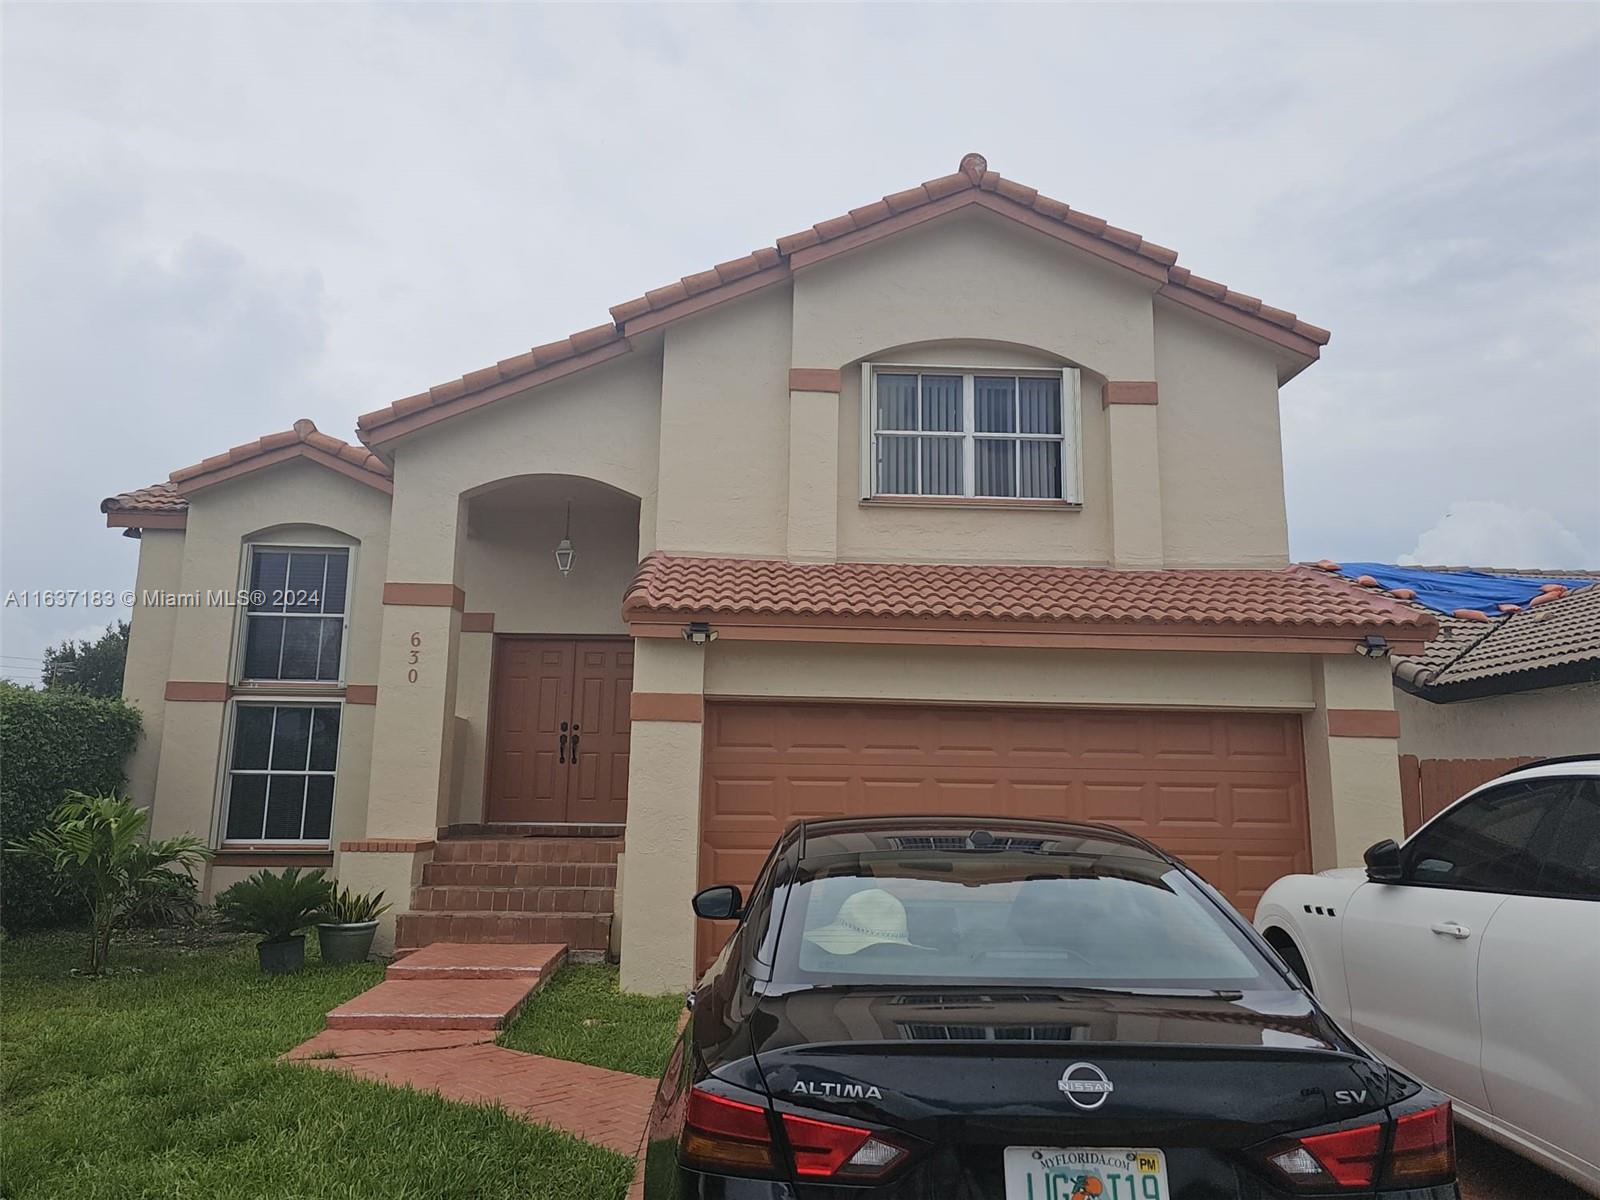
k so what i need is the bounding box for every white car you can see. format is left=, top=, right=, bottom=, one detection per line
left=1255, top=756, right=1600, bottom=1194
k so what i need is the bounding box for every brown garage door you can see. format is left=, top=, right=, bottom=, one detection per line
left=698, top=702, right=1309, bottom=969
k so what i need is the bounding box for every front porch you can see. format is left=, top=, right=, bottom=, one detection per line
left=340, top=468, right=646, bottom=958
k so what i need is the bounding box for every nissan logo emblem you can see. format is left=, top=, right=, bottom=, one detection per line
left=1057, top=1061, right=1114, bottom=1110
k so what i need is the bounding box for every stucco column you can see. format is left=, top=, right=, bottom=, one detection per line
left=786, top=369, right=842, bottom=562
left=346, top=473, right=465, bottom=953
left=1304, top=653, right=1406, bottom=870
left=1104, top=382, right=1164, bottom=568
left=619, top=637, right=707, bottom=994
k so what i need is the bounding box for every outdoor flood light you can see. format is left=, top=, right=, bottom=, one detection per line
left=1355, top=634, right=1390, bottom=658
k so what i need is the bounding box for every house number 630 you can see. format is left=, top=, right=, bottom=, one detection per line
left=407, top=631, right=421, bottom=683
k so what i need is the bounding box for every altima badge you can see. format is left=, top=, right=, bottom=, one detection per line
left=1057, top=1062, right=1114, bottom=1110
left=792, top=1079, right=883, bottom=1101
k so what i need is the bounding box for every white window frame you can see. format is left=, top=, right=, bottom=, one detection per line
left=217, top=699, right=343, bottom=847
left=235, top=543, right=353, bottom=687
left=860, top=362, right=1082, bottom=504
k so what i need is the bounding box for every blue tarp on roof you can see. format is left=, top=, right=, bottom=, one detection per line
left=1335, top=563, right=1594, bottom=616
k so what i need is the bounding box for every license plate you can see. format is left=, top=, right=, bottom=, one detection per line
left=1003, top=1146, right=1169, bottom=1200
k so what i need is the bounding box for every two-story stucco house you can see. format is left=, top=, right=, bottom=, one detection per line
left=101, top=154, right=1436, bottom=993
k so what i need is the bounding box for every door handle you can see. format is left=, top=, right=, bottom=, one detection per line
left=1430, top=921, right=1471, bottom=939
left=570, top=725, right=580, bottom=759
left=557, top=733, right=567, bottom=763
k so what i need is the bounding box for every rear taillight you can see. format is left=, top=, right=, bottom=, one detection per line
left=1383, top=1102, right=1455, bottom=1187
left=780, top=1111, right=910, bottom=1179
left=1269, top=1122, right=1384, bottom=1188
left=1256, top=1101, right=1454, bottom=1192
left=681, top=1086, right=916, bottom=1181
left=680, top=1088, right=776, bottom=1175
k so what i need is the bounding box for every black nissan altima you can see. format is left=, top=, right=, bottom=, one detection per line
left=640, top=816, right=1458, bottom=1200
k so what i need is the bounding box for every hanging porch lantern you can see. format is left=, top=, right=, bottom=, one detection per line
left=554, top=500, right=576, bottom=577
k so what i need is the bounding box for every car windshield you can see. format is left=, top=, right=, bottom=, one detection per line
left=769, top=848, right=1278, bottom=990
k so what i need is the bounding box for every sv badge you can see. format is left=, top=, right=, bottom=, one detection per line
left=1335, top=1089, right=1369, bottom=1105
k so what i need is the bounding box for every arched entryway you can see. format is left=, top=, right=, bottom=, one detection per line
left=457, top=474, right=641, bottom=827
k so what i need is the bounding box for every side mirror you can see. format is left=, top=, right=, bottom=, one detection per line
left=691, top=884, right=743, bottom=921
left=1364, top=839, right=1403, bottom=883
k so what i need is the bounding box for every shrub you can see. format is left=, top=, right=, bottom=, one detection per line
left=215, top=868, right=331, bottom=944
left=7, top=793, right=211, bottom=973
left=318, top=885, right=391, bottom=925
left=0, top=683, right=143, bottom=931
left=124, top=869, right=203, bottom=928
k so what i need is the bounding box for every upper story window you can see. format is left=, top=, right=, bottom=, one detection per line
left=241, top=546, right=349, bottom=683
left=865, top=366, right=1080, bottom=503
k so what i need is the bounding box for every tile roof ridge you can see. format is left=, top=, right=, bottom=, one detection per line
left=355, top=153, right=1329, bottom=446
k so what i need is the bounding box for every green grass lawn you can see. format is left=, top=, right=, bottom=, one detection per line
left=0, top=927, right=634, bottom=1200
left=499, top=963, right=683, bottom=1078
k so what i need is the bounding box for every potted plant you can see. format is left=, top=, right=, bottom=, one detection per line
left=214, top=866, right=330, bottom=974
left=315, top=885, right=391, bottom=965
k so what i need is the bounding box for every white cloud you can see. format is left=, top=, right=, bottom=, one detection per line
left=1399, top=501, right=1593, bottom=569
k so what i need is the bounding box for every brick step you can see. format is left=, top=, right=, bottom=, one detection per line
left=386, top=942, right=566, bottom=982
left=420, top=861, right=617, bottom=888
left=325, top=976, right=539, bottom=1030
left=431, top=837, right=622, bottom=865
left=396, top=910, right=612, bottom=952
left=442, top=823, right=624, bottom=839
left=411, top=884, right=614, bottom=914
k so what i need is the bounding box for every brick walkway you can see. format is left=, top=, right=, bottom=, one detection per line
left=286, top=1027, right=655, bottom=1155
left=284, top=940, right=657, bottom=1176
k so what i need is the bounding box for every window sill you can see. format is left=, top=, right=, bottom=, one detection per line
left=232, top=682, right=346, bottom=695
left=860, top=496, right=1081, bottom=512
left=213, top=845, right=334, bottom=867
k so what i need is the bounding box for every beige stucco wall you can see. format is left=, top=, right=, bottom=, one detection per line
left=1153, top=304, right=1291, bottom=568
left=654, top=285, right=793, bottom=557
left=1396, top=682, right=1600, bottom=759
left=703, top=641, right=1316, bottom=710
left=138, top=460, right=392, bottom=861
left=120, top=529, right=186, bottom=809
left=1303, top=655, right=1405, bottom=870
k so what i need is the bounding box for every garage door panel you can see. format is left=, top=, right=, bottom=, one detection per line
left=1150, top=783, right=1223, bottom=828
left=698, top=703, right=1309, bottom=970
left=1081, top=781, right=1148, bottom=824
left=1231, top=783, right=1303, bottom=828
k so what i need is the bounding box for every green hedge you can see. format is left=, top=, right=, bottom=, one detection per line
left=1, top=682, right=143, bottom=931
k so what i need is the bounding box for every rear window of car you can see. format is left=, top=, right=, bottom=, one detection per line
left=768, top=850, right=1278, bottom=990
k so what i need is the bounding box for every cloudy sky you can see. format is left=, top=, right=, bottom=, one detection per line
left=3, top=2, right=1597, bottom=683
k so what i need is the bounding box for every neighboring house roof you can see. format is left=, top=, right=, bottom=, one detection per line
left=102, top=419, right=392, bottom=532
left=1318, top=562, right=1600, bottom=702
left=623, top=554, right=1435, bottom=652
left=355, top=152, right=1332, bottom=448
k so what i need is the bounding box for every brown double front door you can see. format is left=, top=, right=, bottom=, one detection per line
left=485, top=637, right=632, bottom=824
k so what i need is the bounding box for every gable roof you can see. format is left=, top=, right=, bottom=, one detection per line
left=356, top=152, right=1331, bottom=448
left=102, top=419, right=392, bottom=531
left=623, top=554, right=1433, bottom=653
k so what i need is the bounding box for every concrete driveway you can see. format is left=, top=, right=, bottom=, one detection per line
left=1456, top=1125, right=1593, bottom=1199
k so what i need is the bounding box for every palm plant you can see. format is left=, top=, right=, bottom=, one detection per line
left=7, top=793, right=211, bottom=974
left=214, top=867, right=331, bottom=944
left=318, top=885, right=391, bottom=926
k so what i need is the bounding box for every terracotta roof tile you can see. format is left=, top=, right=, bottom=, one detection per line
left=100, top=481, right=188, bottom=515
left=623, top=554, right=1432, bottom=641
left=159, top=418, right=391, bottom=498
left=345, top=153, right=1331, bottom=444
left=1391, top=572, right=1600, bottom=695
